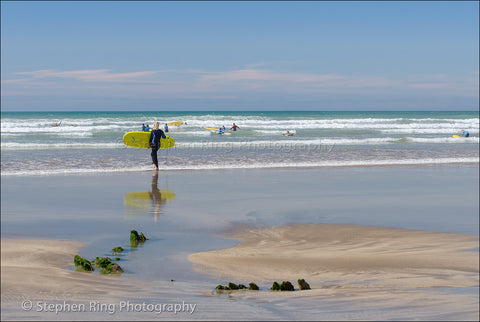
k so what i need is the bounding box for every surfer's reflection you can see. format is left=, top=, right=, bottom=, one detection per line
left=150, top=171, right=166, bottom=222
left=124, top=171, right=176, bottom=222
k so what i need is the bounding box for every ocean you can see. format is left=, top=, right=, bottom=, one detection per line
left=1, top=111, right=478, bottom=176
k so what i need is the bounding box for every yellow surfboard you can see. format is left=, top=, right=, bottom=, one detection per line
left=123, top=131, right=175, bottom=149
left=452, top=135, right=461, bottom=138
left=204, top=127, right=231, bottom=135
left=166, top=121, right=183, bottom=126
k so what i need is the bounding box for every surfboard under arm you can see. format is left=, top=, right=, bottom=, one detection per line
left=123, top=131, right=175, bottom=149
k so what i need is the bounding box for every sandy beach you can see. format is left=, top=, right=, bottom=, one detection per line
left=1, top=165, right=479, bottom=320
left=189, top=223, right=479, bottom=288
left=1, top=238, right=142, bottom=303
left=2, top=224, right=479, bottom=320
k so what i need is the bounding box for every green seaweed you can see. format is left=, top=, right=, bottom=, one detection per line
left=93, top=257, right=123, bottom=275
left=74, top=255, right=94, bottom=272
left=130, top=230, right=148, bottom=247
left=271, top=281, right=281, bottom=291
left=271, top=281, right=294, bottom=291
left=298, top=279, right=311, bottom=290
left=280, top=281, right=294, bottom=291
left=112, top=246, right=124, bottom=253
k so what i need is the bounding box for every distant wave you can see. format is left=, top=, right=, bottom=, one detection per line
left=2, top=135, right=478, bottom=150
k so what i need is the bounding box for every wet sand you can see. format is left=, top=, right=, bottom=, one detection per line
left=2, top=224, right=479, bottom=320
left=1, top=165, right=479, bottom=320
left=189, top=223, right=479, bottom=288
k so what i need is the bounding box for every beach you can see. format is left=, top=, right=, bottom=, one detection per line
left=189, top=223, right=479, bottom=288
left=1, top=164, right=479, bottom=320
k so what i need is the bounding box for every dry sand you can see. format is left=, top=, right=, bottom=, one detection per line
left=189, top=223, right=479, bottom=288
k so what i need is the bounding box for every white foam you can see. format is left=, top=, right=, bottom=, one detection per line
left=1, top=142, right=123, bottom=149
left=2, top=157, right=478, bottom=176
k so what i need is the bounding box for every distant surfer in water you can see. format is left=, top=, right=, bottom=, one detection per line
left=461, top=129, right=470, bottom=137
left=148, top=122, right=166, bottom=170
left=164, top=123, right=169, bottom=132
left=230, top=123, right=239, bottom=131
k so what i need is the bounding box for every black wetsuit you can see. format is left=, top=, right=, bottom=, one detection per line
left=149, top=129, right=166, bottom=168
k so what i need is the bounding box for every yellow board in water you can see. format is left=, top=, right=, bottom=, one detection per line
left=204, top=127, right=231, bottom=135
left=123, top=131, right=175, bottom=149
left=166, top=121, right=183, bottom=126
left=452, top=135, right=461, bottom=138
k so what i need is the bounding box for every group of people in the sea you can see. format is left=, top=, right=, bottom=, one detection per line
left=142, top=123, right=170, bottom=133
left=217, top=123, right=239, bottom=134
left=141, top=121, right=471, bottom=171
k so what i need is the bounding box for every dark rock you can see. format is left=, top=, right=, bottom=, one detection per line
left=248, top=283, right=259, bottom=291
left=298, top=279, right=311, bottom=290
left=228, top=282, right=239, bottom=290
left=93, top=256, right=123, bottom=275
left=105, top=262, right=124, bottom=274
left=74, top=255, right=94, bottom=272
left=93, top=256, right=112, bottom=268
left=280, top=281, right=295, bottom=291
left=271, top=281, right=281, bottom=291
left=130, top=230, right=148, bottom=247
left=112, top=247, right=124, bottom=253
left=216, top=285, right=225, bottom=290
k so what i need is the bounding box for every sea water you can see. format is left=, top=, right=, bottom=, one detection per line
left=1, top=111, right=478, bottom=175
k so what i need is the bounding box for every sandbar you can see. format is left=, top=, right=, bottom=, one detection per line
left=1, top=238, right=144, bottom=303
left=189, top=223, right=479, bottom=288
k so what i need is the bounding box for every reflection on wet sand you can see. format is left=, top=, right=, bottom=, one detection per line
left=124, top=171, right=176, bottom=222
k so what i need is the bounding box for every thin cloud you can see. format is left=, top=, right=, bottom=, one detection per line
left=3, top=67, right=477, bottom=99
left=15, top=69, right=158, bottom=82
left=196, top=68, right=399, bottom=92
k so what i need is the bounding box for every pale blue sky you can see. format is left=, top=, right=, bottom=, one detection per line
left=1, top=1, right=478, bottom=111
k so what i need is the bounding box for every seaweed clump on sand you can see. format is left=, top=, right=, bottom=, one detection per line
left=271, top=281, right=294, bottom=291
left=298, top=279, right=311, bottom=290
left=112, top=246, right=124, bottom=254
left=93, top=257, right=124, bottom=275
left=130, top=230, right=148, bottom=247
left=74, top=255, right=94, bottom=272
left=216, top=282, right=259, bottom=292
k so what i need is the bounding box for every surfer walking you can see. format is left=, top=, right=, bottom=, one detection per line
left=149, top=122, right=166, bottom=170
left=230, top=123, right=239, bottom=131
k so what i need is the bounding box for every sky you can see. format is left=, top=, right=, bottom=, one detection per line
left=1, top=1, right=479, bottom=112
